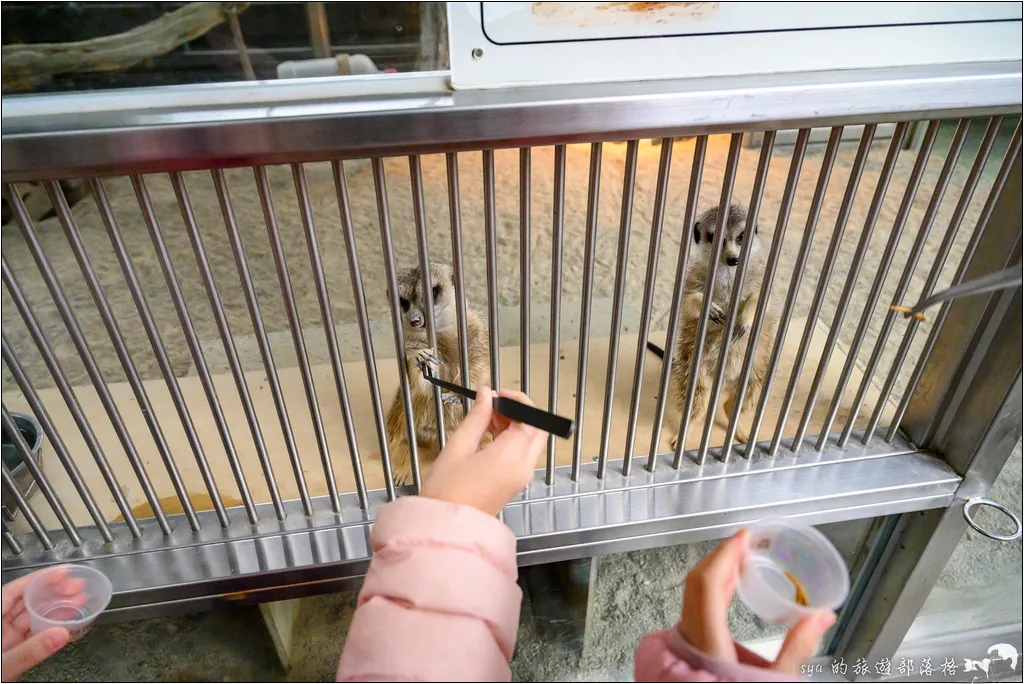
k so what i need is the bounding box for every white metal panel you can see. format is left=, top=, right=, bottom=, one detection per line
left=449, top=1, right=1022, bottom=89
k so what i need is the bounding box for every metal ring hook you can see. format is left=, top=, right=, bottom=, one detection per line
left=963, top=497, right=1023, bottom=542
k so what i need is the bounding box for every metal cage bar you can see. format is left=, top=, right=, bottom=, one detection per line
left=721, top=128, right=809, bottom=459
left=1, top=406, right=81, bottom=546
left=0, top=264, right=140, bottom=539
left=888, top=122, right=1023, bottom=444
left=698, top=130, right=775, bottom=464
left=5, top=186, right=172, bottom=535
left=409, top=155, right=447, bottom=453
left=446, top=153, right=472, bottom=413
left=519, top=148, right=532, bottom=396
left=838, top=118, right=972, bottom=447
left=210, top=169, right=294, bottom=520
left=572, top=143, right=602, bottom=481
left=744, top=126, right=844, bottom=459
left=2, top=337, right=113, bottom=541
left=769, top=124, right=878, bottom=457
left=648, top=135, right=706, bottom=471
left=864, top=115, right=1004, bottom=443
left=677, top=132, right=743, bottom=468
left=373, top=158, right=422, bottom=492
left=333, top=160, right=396, bottom=501
left=133, top=173, right=259, bottom=526
left=92, top=177, right=230, bottom=528
left=547, top=145, right=566, bottom=485
left=1, top=462, right=52, bottom=550
left=483, top=149, right=501, bottom=390
left=45, top=180, right=201, bottom=532
left=623, top=138, right=674, bottom=477
left=597, top=139, right=639, bottom=479
left=2, top=520, right=23, bottom=555
left=816, top=120, right=941, bottom=450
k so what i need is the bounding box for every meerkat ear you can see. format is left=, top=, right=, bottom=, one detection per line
left=692, top=222, right=701, bottom=244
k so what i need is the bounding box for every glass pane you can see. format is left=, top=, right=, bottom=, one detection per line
left=1, top=2, right=447, bottom=95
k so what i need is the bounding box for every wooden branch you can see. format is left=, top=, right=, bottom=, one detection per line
left=2, top=2, right=250, bottom=93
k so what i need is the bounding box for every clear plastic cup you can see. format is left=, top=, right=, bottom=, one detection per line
left=736, top=519, right=849, bottom=626
left=24, top=565, right=112, bottom=642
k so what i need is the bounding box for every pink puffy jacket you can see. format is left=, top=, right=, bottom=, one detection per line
left=336, top=497, right=792, bottom=682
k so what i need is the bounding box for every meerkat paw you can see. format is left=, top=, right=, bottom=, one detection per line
left=392, top=467, right=412, bottom=488
left=709, top=304, right=728, bottom=325
left=734, top=423, right=750, bottom=444
left=731, top=323, right=747, bottom=344
left=670, top=432, right=680, bottom=451
left=414, top=348, right=441, bottom=377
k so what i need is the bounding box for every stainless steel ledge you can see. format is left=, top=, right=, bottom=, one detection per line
left=3, top=61, right=1021, bottom=181
left=0, top=434, right=959, bottom=622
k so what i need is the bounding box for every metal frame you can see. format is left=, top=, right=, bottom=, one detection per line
left=2, top=64, right=1021, bottom=670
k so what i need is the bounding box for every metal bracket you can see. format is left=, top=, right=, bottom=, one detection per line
left=963, top=497, right=1023, bottom=542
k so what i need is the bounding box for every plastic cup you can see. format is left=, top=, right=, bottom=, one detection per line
left=736, top=520, right=849, bottom=626
left=24, top=565, right=112, bottom=642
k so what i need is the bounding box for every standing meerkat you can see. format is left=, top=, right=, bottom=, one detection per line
left=385, top=263, right=490, bottom=486
left=667, top=203, right=779, bottom=449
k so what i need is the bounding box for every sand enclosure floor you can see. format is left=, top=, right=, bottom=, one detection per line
left=1, top=120, right=1015, bottom=526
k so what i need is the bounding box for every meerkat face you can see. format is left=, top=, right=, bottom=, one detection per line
left=395, top=264, right=458, bottom=340
left=692, top=203, right=758, bottom=269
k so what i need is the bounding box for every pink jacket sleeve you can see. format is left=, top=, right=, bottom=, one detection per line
left=635, top=629, right=796, bottom=682
left=337, top=497, right=522, bottom=682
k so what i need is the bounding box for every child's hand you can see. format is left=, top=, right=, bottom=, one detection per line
left=677, top=530, right=836, bottom=675
left=420, top=387, right=545, bottom=516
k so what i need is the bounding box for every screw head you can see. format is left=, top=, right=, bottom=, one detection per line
left=471, top=47, right=484, bottom=60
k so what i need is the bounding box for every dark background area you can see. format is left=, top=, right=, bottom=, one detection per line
left=1, top=2, right=428, bottom=92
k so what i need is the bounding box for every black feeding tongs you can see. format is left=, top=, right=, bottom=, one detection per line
left=891, top=264, right=1022, bottom=321
left=415, top=351, right=576, bottom=439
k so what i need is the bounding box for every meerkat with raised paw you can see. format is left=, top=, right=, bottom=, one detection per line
left=666, top=203, right=779, bottom=449
left=385, top=264, right=490, bottom=486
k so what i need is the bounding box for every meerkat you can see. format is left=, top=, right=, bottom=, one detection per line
left=665, top=203, right=779, bottom=449
left=385, top=263, right=490, bottom=486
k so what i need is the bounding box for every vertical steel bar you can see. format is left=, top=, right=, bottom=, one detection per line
left=597, top=140, right=640, bottom=479
left=372, top=158, right=422, bottom=492
left=674, top=133, right=744, bottom=468
left=722, top=129, right=810, bottom=460
left=483, top=150, right=501, bottom=389
left=816, top=121, right=941, bottom=450
left=697, top=131, right=776, bottom=464
left=171, top=172, right=276, bottom=520
left=446, top=153, right=472, bottom=412
left=2, top=520, right=23, bottom=555
left=306, top=1, right=332, bottom=57
left=547, top=145, right=567, bottom=485
left=622, top=138, right=674, bottom=476
left=90, top=178, right=229, bottom=528
left=520, top=148, right=532, bottom=396
left=2, top=338, right=113, bottom=541
left=792, top=123, right=909, bottom=452
left=648, top=136, right=707, bottom=471
left=571, top=143, right=602, bottom=481
left=864, top=116, right=1002, bottom=443
left=744, top=126, right=845, bottom=459
left=409, top=155, right=447, bottom=451
left=250, top=166, right=341, bottom=512
left=887, top=123, right=1022, bottom=443
left=292, top=163, right=368, bottom=509
left=209, top=170, right=306, bottom=519
left=1, top=463, right=52, bottom=550
left=768, top=124, right=877, bottom=457
left=333, top=160, right=396, bottom=501
left=1, top=406, right=81, bottom=545
left=45, top=181, right=201, bottom=532
left=133, top=174, right=259, bottom=525
left=0, top=267, right=139, bottom=538
left=3, top=186, right=172, bottom=535
left=838, top=119, right=972, bottom=447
